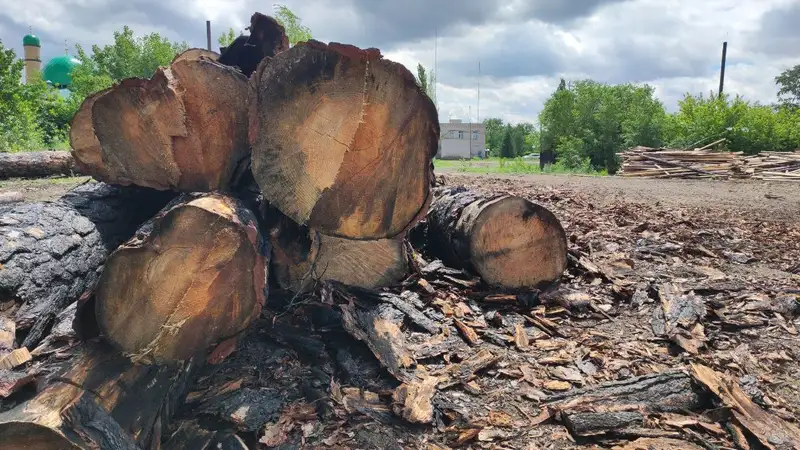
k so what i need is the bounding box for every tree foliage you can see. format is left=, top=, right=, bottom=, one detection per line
left=499, top=125, right=515, bottom=158
left=415, top=63, right=436, bottom=105
left=775, top=65, right=800, bottom=108
left=274, top=4, right=312, bottom=45
left=218, top=28, right=237, bottom=48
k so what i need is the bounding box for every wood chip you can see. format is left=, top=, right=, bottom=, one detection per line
left=0, top=348, right=31, bottom=370
left=514, top=323, right=529, bottom=350
left=0, top=369, right=36, bottom=398
left=453, top=319, right=480, bottom=346
left=544, top=380, right=572, bottom=391
left=392, top=375, right=438, bottom=424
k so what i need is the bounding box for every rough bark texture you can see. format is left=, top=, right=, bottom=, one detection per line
left=250, top=40, right=439, bottom=240
left=269, top=214, right=408, bottom=292
left=545, top=371, right=705, bottom=436
left=71, top=56, right=249, bottom=192
left=0, top=342, right=195, bottom=449
left=0, top=151, right=77, bottom=180
left=423, top=186, right=568, bottom=289
left=0, top=182, right=175, bottom=349
left=218, top=12, right=289, bottom=77
left=95, top=193, right=268, bottom=364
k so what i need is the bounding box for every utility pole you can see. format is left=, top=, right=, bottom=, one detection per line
left=206, top=21, right=212, bottom=51
left=718, top=41, right=727, bottom=98
left=477, top=61, right=481, bottom=123
left=434, top=28, right=438, bottom=112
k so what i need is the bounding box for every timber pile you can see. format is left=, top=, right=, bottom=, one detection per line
left=0, top=11, right=572, bottom=449
left=620, top=145, right=800, bottom=181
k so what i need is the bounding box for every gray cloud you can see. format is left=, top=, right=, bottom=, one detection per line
left=750, top=2, right=800, bottom=56
left=518, top=0, right=632, bottom=24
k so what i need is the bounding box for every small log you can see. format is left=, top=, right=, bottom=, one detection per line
left=218, top=12, right=289, bottom=77
left=423, top=186, right=568, bottom=289
left=0, top=182, right=175, bottom=348
left=0, top=151, right=77, bottom=180
left=270, top=215, right=408, bottom=292
left=544, top=371, right=705, bottom=436
left=0, top=342, right=195, bottom=449
left=71, top=54, right=249, bottom=192
left=250, top=40, right=439, bottom=239
left=95, top=193, right=268, bottom=364
left=171, top=47, right=219, bottom=64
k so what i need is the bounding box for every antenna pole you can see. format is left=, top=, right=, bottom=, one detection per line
left=718, top=41, right=727, bottom=98
left=477, top=61, right=481, bottom=123
left=206, top=20, right=212, bottom=51
left=434, top=28, right=438, bottom=111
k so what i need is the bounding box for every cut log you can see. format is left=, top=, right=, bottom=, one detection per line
left=171, top=47, right=219, bottom=64
left=218, top=12, right=289, bottom=77
left=423, top=186, right=568, bottom=289
left=0, top=151, right=77, bottom=180
left=0, top=342, right=195, bottom=449
left=71, top=56, right=249, bottom=192
left=95, top=192, right=268, bottom=364
left=0, top=182, right=175, bottom=349
left=250, top=40, right=439, bottom=239
left=270, top=215, right=408, bottom=292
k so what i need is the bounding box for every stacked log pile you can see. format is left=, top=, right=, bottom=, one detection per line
left=0, top=11, right=570, bottom=448
left=620, top=145, right=800, bottom=181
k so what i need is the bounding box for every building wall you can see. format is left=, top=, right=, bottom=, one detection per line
left=438, top=119, right=486, bottom=159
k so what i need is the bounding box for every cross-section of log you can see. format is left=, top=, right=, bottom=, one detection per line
left=269, top=215, right=408, bottom=292
left=250, top=40, right=439, bottom=239
left=70, top=56, right=249, bottom=192
left=95, top=193, right=268, bottom=364
left=0, top=342, right=194, bottom=449
left=423, top=186, right=568, bottom=289
left=172, top=47, right=219, bottom=64
left=0, top=182, right=175, bottom=349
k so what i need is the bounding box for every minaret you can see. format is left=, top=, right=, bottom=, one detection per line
left=22, top=28, right=41, bottom=84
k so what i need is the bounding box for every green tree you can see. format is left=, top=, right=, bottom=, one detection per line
left=70, top=26, right=188, bottom=101
left=218, top=28, right=237, bottom=48
left=274, top=4, right=312, bottom=45
left=775, top=65, right=800, bottom=108
left=483, top=117, right=504, bottom=153
left=415, top=63, right=436, bottom=105
left=0, top=40, right=41, bottom=151
left=499, top=125, right=515, bottom=158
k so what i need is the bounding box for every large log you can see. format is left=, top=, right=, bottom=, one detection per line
left=269, top=214, right=408, bottom=292
left=423, top=186, right=568, bottom=289
left=0, top=182, right=175, bottom=348
left=70, top=51, right=250, bottom=192
left=0, top=342, right=195, bottom=449
left=0, top=151, right=77, bottom=180
left=95, top=193, right=268, bottom=364
left=218, top=12, right=289, bottom=77
left=250, top=40, right=439, bottom=240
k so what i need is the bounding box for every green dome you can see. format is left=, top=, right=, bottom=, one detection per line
left=42, top=56, right=81, bottom=89
left=23, top=34, right=40, bottom=47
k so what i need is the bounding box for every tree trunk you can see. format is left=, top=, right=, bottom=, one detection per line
left=0, top=342, right=195, bottom=450
left=0, top=152, right=77, bottom=180
left=423, top=186, right=568, bottom=289
left=0, top=182, right=175, bottom=349
left=95, top=193, right=268, bottom=364
left=218, top=12, right=289, bottom=77
left=249, top=40, right=439, bottom=240
left=269, top=213, right=408, bottom=292
left=70, top=54, right=250, bottom=192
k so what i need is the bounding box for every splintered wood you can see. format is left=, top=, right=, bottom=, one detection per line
left=620, top=146, right=800, bottom=181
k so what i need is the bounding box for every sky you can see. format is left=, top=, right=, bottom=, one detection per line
left=1, top=0, right=798, bottom=124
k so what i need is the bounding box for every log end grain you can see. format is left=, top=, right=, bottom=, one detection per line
left=470, top=196, right=568, bottom=288
left=250, top=40, right=439, bottom=239
left=95, top=193, right=268, bottom=364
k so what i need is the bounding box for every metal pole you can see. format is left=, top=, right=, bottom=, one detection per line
left=718, top=41, right=727, bottom=98
left=206, top=21, right=212, bottom=51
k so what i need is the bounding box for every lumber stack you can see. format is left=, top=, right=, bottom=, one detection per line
left=620, top=145, right=800, bottom=181
left=0, top=11, right=569, bottom=448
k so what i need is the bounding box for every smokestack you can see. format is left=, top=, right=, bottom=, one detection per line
left=22, top=28, right=41, bottom=84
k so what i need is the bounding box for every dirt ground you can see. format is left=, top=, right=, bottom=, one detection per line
left=2, top=173, right=799, bottom=449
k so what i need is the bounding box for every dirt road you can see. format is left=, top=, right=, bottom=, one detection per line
left=437, top=171, right=800, bottom=221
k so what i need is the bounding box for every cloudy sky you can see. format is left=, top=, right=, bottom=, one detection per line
left=2, top=0, right=798, bottom=124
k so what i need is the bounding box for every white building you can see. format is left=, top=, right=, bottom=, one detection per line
left=438, top=119, right=486, bottom=159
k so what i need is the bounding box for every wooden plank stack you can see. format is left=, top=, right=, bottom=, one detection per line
left=620, top=145, right=800, bottom=182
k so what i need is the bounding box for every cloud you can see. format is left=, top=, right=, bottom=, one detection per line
left=0, top=0, right=796, bottom=124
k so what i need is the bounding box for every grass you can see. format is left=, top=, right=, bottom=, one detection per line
left=434, top=157, right=608, bottom=176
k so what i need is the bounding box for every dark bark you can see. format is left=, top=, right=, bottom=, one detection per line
left=0, top=182, right=175, bottom=348
left=0, top=341, right=195, bottom=449
left=0, top=151, right=77, bottom=180
left=218, top=13, right=288, bottom=77
left=423, top=186, right=568, bottom=289
left=545, top=371, right=706, bottom=436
